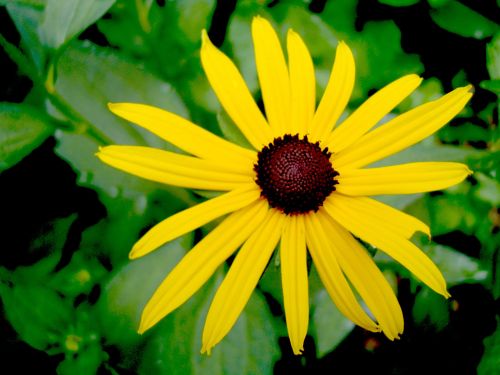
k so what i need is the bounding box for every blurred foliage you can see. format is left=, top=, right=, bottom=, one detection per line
left=0, top=0, right=498, bottom=374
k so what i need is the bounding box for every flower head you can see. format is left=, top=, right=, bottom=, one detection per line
left=97, top=16, right=472, bottom=355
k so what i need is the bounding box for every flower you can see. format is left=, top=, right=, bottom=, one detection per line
left=97, top=16, right=473, bottom=355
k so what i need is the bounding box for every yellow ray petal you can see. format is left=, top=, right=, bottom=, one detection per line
left=281, top=215, right=309, bottom=355
left=337, top=162, right=472, bottom=196
left=325, top=194, right=429, bottom=239
left=252, top=16, right=291, bottom=136
left=316, top=210, right=404, bottom=340
left=309, top=41, right=355, bottom=142
left=304, top=214, right=380, bottom=332
left=139, top=199, right=268, bottom=334
left=96, top=145, right=253, bottom=191
left=324, top=196, right=450, bottom=297
left=326, top=74, right=422, bottom=152
left=287, top=29, right=316, bottom=136
left=130, top=186, right=261, bottom=259
left=201, top=30, right=273, bottom=149
left=334, top=85, right=473, bottom=169
left=108, top=103, right=256, bottom=167
left=201, top=208, right=285, bottom=354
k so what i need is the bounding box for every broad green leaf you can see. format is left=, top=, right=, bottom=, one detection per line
left=473, top=173, right=500, bottom=206
left=217, top=111, right=252, bottom=149
left=139, top=273, right=279, bottom=375
left=412, top=287, right=449, bottom=330
left=425, top=244, right=488, bottom=285
left=97, top=235, right=191, bottom=348
left=57, top=343, right=106, bottom=375
left=378, top=0, right=419, bottom=6
left=0, top=282, right=73, bottom=350
left=486, top=33, right=500, bottom=80
left=480, top=79, right=500, bottom=94
left=53, top=41, right=189, bottom=201
left=431, top=2, right=499, bottom=39
left=0, top=0, right=44, bottom=6
left=38, top=0, right=116, bottom=49
left=428, top=0, right=452, bottom=7
left=0, top=103, right=53, bottom=172
left=13, top=214, right=77, bottom=282
left=175, top=0, right=216, bottom=43
left=478, top=322, right=500, bottom=375
left=6, top=2, right=46, bottom=72
left=311, top=289, right=355, bottom=357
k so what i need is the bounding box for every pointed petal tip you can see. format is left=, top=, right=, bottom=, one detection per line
left=201, top=29, right=209, bottom=46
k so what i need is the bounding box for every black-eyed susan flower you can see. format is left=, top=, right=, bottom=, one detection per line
left=97, top=16, right=473, bottom=355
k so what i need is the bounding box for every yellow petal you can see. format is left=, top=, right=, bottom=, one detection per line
left=324, top=196, right=450, bottom=298
left=201, top=208, right=285, bottom=354
left=287, top=29, right=316, bottom=136
left=96, top=145, right=253, bottom=191
left=337, top=162, right=472, bottom=196
left=316, top=210, right=404, bottom=340
left=201, top=30, right=273, bottom=149
left=130, top=186, right=261, bottom=259
left=252, top=16, right=291, bottom=136
left=108, top=103, right=256, bottom=167
left=325, top=194, right=429, bottom=239
left=139, top=199, right=268, bottom=334
left=335, top=85, right=473, bottom=169
left=304, top=214, right=380, bottom=332
left=309, top=41, right=355, bottom=142
left=326, top=74, right=422, bottom=152
left=281, top=215, right=309, bottom=355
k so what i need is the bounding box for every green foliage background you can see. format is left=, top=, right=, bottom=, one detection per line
left=0, top=0, right=498, bottom=374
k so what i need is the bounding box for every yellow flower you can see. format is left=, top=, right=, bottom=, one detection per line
left=97, top=16, right=472, bottom=355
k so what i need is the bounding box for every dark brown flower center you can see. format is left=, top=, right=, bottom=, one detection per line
left=254, top=134, right=338, bottom=215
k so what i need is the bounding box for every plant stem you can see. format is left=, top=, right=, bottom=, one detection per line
left=0, top=32, right=112, bottom=146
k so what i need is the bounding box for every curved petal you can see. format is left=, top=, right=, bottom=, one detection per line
left=325, top=194, right=429, bottom=238
left=130, top=186, right=261, bottom=259
left=252, top=16, right=291, bottom=136
left=324, top=196, right=449, bottom=297
left=334, top=85, right=473, bottom=169
left=309, top=41, right=355, bottom=143
left=281, top=215, right=309, bottom=355
left=97, top=145, right=254, bottom=191
left=304, top=214, right=380, bottom=332
left=201, top=30, right=273, bottom=149
left=201, top=208, right=285, bottom=354
left=316, top=210, right=404, bottom=340
left=326, top=74, right=422, bottom=153
left=337, top=162, right=472, bottom=196
left=108, top=103, right=256, bottom=167
left=287, top=29, right=316, bottom=137
left=138, top=199, right=268, bottom=334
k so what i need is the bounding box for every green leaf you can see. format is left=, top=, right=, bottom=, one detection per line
left=97, top=234, right=191, bottom=348
left=139, top=273, right=279, bottom=375
left=53, top=41, right=189, bottom=201
left=378, top=0, right=419, bottom=6
left=478, top=321, right=500, bottom=375
left=217, top=111, right=252, bottom=149
left=57, top=343, right=107, bottom=375
left=486, top=33, right=500, bottom=80
left=38, top=0, right=116, bottom=49
left=311, top=289, right=355, bottom=357
left=423, top=244, right=487, bottom=285
left=5, top=2, right=46, bottom=72
left=0, top=103, right=53, bottom=172
left=480, top=79, right=500, bottom=94
left=0, top=282, right=73, bottom=350
left=431, top=2, right=498, bottom=39
left=412, top=287, right=449, bottom=330
left=473, top=173, right=500, bottom=206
